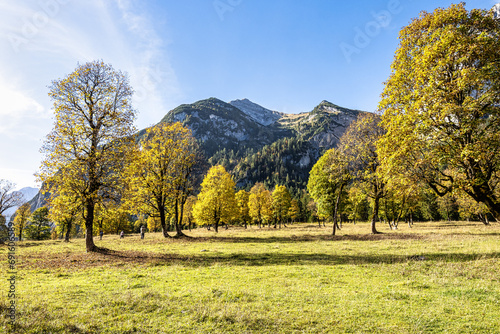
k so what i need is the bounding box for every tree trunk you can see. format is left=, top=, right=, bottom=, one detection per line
left=214, top=221, right=219, bottom=233
left=160, top=208, right=170, bottom=238
left=85, top=201, right=97, bottom=252
left=479, top=213, right=490, bottom=226
left=467, top=182, right=500, bottom=222
left=174, top=199, right=186, bottom=237
left=64, top=220, right=72, bottom=242
left=333, top=183, right=344, bottom=235
left=371, top=196, right=380, bottom=234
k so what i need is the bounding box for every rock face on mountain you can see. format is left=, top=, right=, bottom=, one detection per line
left=159, top=98, right=366, bottom=189
left=229, top=98, right=283, bottom=126
left=278, top=100, right=362, bottom=149
left=160, top=98, right=293, bottom=156
left=493, top=3, right=500, bottom=19
left=160, top=98, right=364, bottom=154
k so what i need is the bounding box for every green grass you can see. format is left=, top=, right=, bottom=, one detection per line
left=1, top=221, right=500, bottom=333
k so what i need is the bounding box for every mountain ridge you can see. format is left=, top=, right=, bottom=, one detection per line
left=229, top=98, right=283, bottom=126
left=157, top=97, right=366, bottom=190
left=29, top=97, right=367, bottom=212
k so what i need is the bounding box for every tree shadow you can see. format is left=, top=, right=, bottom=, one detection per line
left=16, top=241, right=62, bottom=248
left=191, top=233, right=425, bottom=244
left=22, top=248, right=500, bottom=270
left=142, top=251, right=500, bottom=267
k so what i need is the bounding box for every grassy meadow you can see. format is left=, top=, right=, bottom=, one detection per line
left=1, top=221, right=500, bottom=333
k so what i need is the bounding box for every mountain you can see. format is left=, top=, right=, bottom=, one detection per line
left=494, top=3, right=500, bottom=19
left=229, top=98, right=283, bottom=126
left=277, top=100, right=362, bottom=148
left=158, top=98, right=366, bottom=190
left=159, top=97, right=293, bottom=157
left=30, top=98, right=367, bottom=211
left=3, top=187, right=39, bottom=222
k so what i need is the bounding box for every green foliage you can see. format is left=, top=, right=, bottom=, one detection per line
left=25, top=207, right=52, bottom=240
left=233, top=137, right=318, bottom=191
left=307, top=149, right=339, bottom=221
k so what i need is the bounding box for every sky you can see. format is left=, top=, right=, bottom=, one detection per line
left=0, top=0, right=498, bottom=190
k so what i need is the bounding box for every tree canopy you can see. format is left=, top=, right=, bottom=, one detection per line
left=25, top=207, right=51, bottom=241
left=248, top=182, right=272, bottom=228
left=378, top=3, right=500, bottom=221
left=193, top=165, right=236, bottom=232
left=39, top=60, right=136, bottom=252
left=13, top=203, right=31, bottom=241
left=125, top=122, right=198, bottom=238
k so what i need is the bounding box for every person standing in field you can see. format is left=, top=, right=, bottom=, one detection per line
left=99, top=230, right=103, bottom=240
left=140, top=225, right=145, bottom=239
left=120, top=231, right=124, bottom=239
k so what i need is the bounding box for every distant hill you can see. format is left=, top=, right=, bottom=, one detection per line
left=3, top=187, right=39, bottom=222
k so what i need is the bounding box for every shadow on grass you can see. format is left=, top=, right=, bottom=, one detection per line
left=172, top=233, right=426, bottom=244
left=15, top=241, right=63, bottom=248
left=20, top=247, right=500, bottom=270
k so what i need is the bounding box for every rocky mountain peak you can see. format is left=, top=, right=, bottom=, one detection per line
left=493, top=3, right=500, bottom=19
left=229, top=98, right=283, bottom=126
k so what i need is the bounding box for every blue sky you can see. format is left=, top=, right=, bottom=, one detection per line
left=0, top=0, right=497, bottom=189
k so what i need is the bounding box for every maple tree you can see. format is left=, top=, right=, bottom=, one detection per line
left=125, top=122, right=198, bottom=237
left=235, top=190, right=251, bottom=228
left=13, top=203, right=31, bottom=241
left=378, top=3, right=500, bottom=221
left=192, top=165, right=236, bottom=232
left=342, top=113, right=386, bottom=233
left=288, top=199, right=300, bottom=223
left=271, top=185, right=291, bottom=228
left=38, top=60, right=136, bottom=252
left=248, top=182, right=272, bottom=228
left=308, top=147, right=350, bottom=235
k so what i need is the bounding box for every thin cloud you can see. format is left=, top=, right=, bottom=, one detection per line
left=0, top=0, right=182, bottom=187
